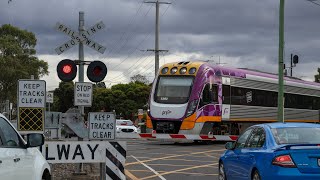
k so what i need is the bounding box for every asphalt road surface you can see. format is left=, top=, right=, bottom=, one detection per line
left=125, top=139, right=226, bottom=180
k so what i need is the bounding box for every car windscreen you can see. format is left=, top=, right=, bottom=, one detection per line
left=116, top=120, right=133, bottom=126
left=271, top=127, right=320, bottom=144
left=154, top=76, right=194, bottom=104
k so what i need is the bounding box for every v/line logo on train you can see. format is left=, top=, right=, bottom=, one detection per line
left=147, top=61, right=320, bottom=136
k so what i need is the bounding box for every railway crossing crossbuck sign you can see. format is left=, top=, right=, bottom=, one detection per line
left=55, top=21, right=106, bottom=55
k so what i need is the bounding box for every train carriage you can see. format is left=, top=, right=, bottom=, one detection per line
left=146, top=61, right=320, bottom=137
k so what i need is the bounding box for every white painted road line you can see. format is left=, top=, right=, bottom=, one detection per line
left=131, top=155, right=167, bottom=180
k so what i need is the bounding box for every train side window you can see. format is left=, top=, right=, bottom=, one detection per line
left=231, top=87, right=246, bottom=105
left=314, top=98, right=320, bottom=110
left=211, top=84, right=218, bottom=103
left=227, top=84, right=319, bottom=110
left=200, top=84, right=218, bottom=107
left=223, top=85, right=230, bottom=104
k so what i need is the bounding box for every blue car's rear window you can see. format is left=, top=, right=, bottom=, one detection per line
left=271, top=127, right=320, bottom=145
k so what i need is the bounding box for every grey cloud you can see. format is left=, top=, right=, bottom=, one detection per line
left=1, top=0, right=320, bottom=85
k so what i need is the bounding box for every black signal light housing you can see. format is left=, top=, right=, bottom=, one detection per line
left=57, top=59, right=77, bottom=82
left=87, top=60, right=107, bottom=82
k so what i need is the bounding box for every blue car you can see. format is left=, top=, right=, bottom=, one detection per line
left=219, top=123, right=320, bottom=180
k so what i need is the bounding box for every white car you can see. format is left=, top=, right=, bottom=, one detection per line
left=0, top=114, right=51, bottom=180
left=116, top=119, right=139, bottom=133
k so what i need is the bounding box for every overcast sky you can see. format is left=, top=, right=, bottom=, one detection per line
left=1, top=0, right=320, bottom=90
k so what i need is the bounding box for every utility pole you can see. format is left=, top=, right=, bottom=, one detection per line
left=207, top=56, right=227, bottom=65
left=79, top=12, right=85, bottom=119
left=278, top=0, right=285, bottom=123
left=216, top=56, right=227, bottom=65
left=77, top=11, right=85, bottom=174
left=145, top=0, right=170, bottom=76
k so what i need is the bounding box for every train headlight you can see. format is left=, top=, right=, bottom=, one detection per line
left=171, top=67, right=178, bottom=74
left=180, top=67, right=187, bottom=74
left=161, top=67, right=169, bottom=74
left=189, top=67, right=197, bottom=74
left=186, top=99, right=198, bottom=117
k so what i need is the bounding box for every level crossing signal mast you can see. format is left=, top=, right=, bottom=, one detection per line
left=57, top=59, right=107, bottom=82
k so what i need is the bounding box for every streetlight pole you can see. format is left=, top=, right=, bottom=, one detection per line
left=278, top=0, right=285, bottom=123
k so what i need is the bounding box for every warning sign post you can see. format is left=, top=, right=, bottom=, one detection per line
left=18, top=80, right=46, bottom=133
left=89, top=112, right=116, bottom=140
left=74, top=82, right=92, bottom=106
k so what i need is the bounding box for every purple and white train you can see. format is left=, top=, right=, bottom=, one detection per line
left=146, top=61, right=320, bottom=136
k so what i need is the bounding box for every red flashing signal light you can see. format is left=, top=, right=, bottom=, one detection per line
left=62, top=64, right=72, bottom=74
left=57, top=59, right=77, bottom=82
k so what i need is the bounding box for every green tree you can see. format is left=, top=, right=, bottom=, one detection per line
left=52, top=82, right=74, bottom=112
left=0, top=24, right=48, bottom=102
left=90, top=81, right=151, bottom=120
left=130, top=74, right=149, bottom=84
left=51, top=80, right=151, bottom=119
left=91, top=87, right=113, bottom=112
left=315, top=68, right=320, bottom=83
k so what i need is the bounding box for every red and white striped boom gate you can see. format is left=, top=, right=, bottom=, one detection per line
left=116, top=131, right=238, bottom=141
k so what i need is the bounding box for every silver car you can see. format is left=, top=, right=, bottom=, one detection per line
left=116, top=119, right=139, bottom=133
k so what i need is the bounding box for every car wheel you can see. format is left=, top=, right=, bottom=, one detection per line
left=219, top=162, right=227, bottom=180
left=42, top=171, right=51, bottom=180
left=252, top=169, right=261, bottom=180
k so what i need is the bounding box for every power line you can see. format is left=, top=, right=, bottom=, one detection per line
left=129, top=53, right=155, bottom=75
left=107, top=52, right=152, bottom=81
left=125, top=52, right=154, bottom=73
left=107, top=52, right=154, bottom=82
left=109, top=32, right=152, bottom=70
left=106, top=5, right=154, bottom=70
left=117, top=2, right=171, bottom=81
left=106, top=3, right=154, bottom=60
left=107, top=37, right=168, bottom=82
left=108, top=3, right=170, bottom=72
left=106, top=1, right=145, bottom=56
left=106, top=2, right=172, bottom=84
left=307, top=0, right=320, bottom=6
left=105, top=58, right=155, bottom=85
left=107, top=55, right=155, bottom=84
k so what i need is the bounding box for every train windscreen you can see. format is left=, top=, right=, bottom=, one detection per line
left=155, top=76, right=194, bottom=104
